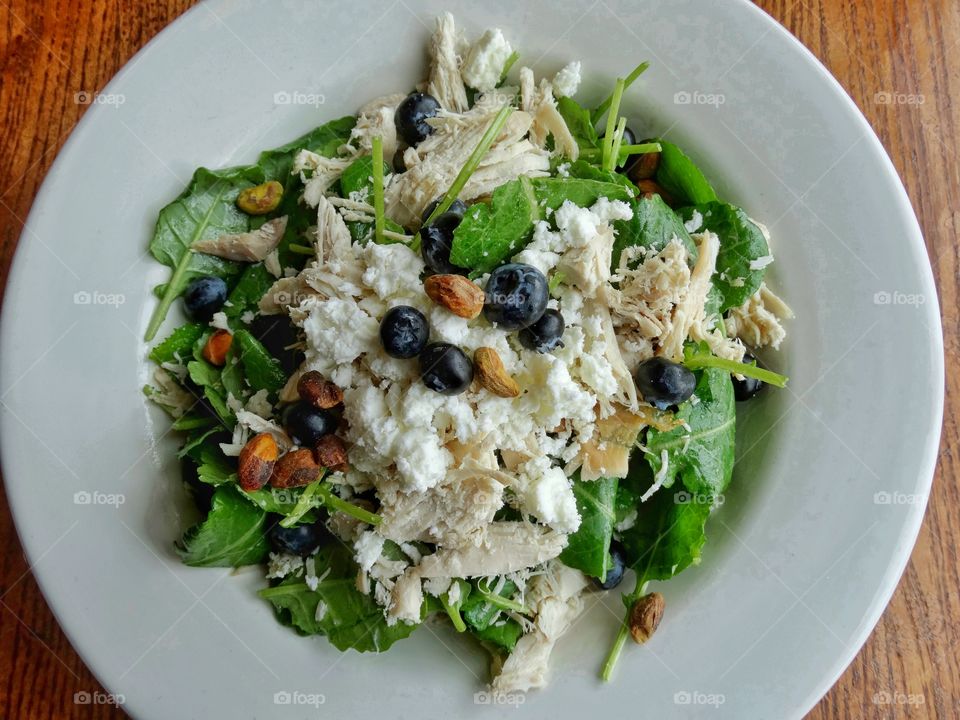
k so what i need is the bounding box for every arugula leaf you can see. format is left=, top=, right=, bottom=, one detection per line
left=186, top=359, right=234, bottom=425
left=655, top=140, right=718, bottom=206
left=260, top=544, right=418, bottom=652
left=677, top=202, right=770, bottom=311
left=145, top=165, right=265, bottom=340
left=177, top=485, right=270, bottom=567
left=560, top=476, right=619, bottom=579
left=645, top=367, right=736, bottom=498
left=618, top=460, right=711, bottom=582
left=532, top=175, right=633, bottom=209
left=233, top=329, right=286, bottom=394
left=562, top=159, right=636, bottom=192
left=470, top=619, right=524, bottom=653
left=150, top=323, right=205, bottom=364
left=611, top=194, right=697, bottom=268
left=195, top=444, right=237, bottom=486
left=224, top=264, right=275, bottom=321
left=557, top=96, right=600, bottom=150
left=449, top=176, right=540, bottom=275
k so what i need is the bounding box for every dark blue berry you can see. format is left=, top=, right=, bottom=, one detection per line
left=380, top=305, right=429, bottom=359
left=268, top=520, right=329, bottom=557
left=483, top=263, right=549, bottom=330
left=419, top=343, right=473, bottom=395
left=634, top=357, right=697, bottom=410
left=733, top=353, right=764, bottom=401
left=421, top=212, right=467, bottom=275
left=283, top=402, right=338, bottom=446
left=183, top=276, right=228, bottom=322
left=519, top=309, right=565, bottom=353
left=596, top=541, right=627, bottom=590
left=395, top=92, right=441, bottom=146
left=421, top=198, right=467, bottom=224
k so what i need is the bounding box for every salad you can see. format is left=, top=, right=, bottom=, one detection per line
left=144, top=13, right=791, bottom=693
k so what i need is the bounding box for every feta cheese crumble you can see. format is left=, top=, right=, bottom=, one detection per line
left=461, top=29, right=514, bottom=92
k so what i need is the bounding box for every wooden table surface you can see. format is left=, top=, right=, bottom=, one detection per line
left=0, top=1, right=955, bottom=718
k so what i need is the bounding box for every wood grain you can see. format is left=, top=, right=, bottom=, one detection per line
left=0, top=1, right=955, bottom=718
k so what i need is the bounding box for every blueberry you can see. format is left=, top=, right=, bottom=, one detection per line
left=283, top=401, right=338, bottom=446
left=733, top=353, right=764, bottom=401
left=183, top=276, right=228, bottom=321
left=248, top=314, right=303, bottom=374
left=519, top=309, right=565, bottom=353
left=421, top=197, right=467, bottom=225
left=421, top=212, right=468, bottom=275
left=268, top=520, right=329, bottom=557
left=483, top=263, right=549, bottom=330
left=596, top=541, right=627, bottom=590
left=395, top=92, right=441, bottom=146
left=419, top=343, right=474, bottom=395
left=635, top=357, right=697, bottom=410
left=380, top=305, right=429, bottom=359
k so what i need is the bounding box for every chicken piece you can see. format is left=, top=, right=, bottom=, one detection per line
left=388, top=569, right=424, bottom=625
left=294, top=150, right=353, bottom=208
left=415, top=522, right=567, bottom=578
left=258, top=275, right=313, bottom=315
left=385, top=103, right=549, bottom=228
left=350, top=93, right=406, bottom=160
left=314, top=194, right=353, bottom=266
left=726, top=282, right=793, bottom=350
left=426, top=12, right=468, bottom=113
left=518, top=70, right=579, bottom=161
left=657, top=231, right=720, bottom=360
left=491, top=563, right=590, bottom=692
left=147, top=368, right=193, bottom=418
left=577, top=405, right=649, bottom=480
left=192, top=216, right=287, bottom=262
left=518, top=66, right=536, bottom=113
left=583, top=300, right=639, bottom=412
left=559, top=222, right=614, bottom=299
left=377, top=473, right=505, bottom=546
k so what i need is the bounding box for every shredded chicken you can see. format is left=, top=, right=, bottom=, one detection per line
left=657, top=232, right=720, bottom=360
left=726, top=282, right=793, bottom=350
left=349, top=93, right=406, bottom=160
left=148, top=368, right=193, bottom=418
left=193, top=216, right=287, bottom=262
left=295, top=150, right=352, bottom=208
left=385, top=102, right=549, bottom=228
left=491, top=563, right=590, bottom=692
left=518, top=69, right=579, bottom=161
left=426, top=13, right=469, bottom=113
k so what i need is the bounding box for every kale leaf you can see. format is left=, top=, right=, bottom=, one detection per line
left=233, top=329, right=286, bottom=394
left=259, top=544, right=418, bottom=652
left=560, top=476, right=619, bottom=579
left=678, top=202, right=770, bottom=312
left=449, top=176, right=541, bottom=275
left=177, top=485, right=270, bottom=567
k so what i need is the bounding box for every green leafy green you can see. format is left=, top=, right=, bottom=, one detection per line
left=150, top=323, right=205, bottom=364
left=260, top=545, right=418, bottom=652
left=645, top=367, right=736, bottom=498
left=257, top=116, right=356, bottom=182
left=186, top=359, right=234, bottom=425
left=557, top=96, right=600, bottom=150
left=677, top=202, right=770, bottom=311
left=177, top=485, right=270, bottom=567
left=560, top=476, right=619, bottom=579
left=338, top=155, right=404, bottom=244
left=233, top=329, right=286, bottom=394
left=655, top=140, right=718, bottom=206
left=612, top=194, right=697, bottom=268
left=449, top=176, right=540, bottom=274
left=470, top=619, right=524, bottom=653
left=683, top=342, right=788, bottom=388
left=224, top=264, right=275, bottom=321
left=461, top=579, right=520, bottom=630
left=195, top=444, right=236, bottom=487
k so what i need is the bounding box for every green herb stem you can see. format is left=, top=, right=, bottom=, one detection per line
left=145, top=250, right=194, bottom=341
left=601, top=578, right=649, bottom=682
left=476, top=587, right=528, bottom=615
left=601, top=79, right=626, bottom=173
left=441, top=597, right=467, bottom=632
left=413, top=105, right=514, bottom=251
left=684, top=354, right=788, bottom=388
left=580, top=143, right=662, bottom=161
left=280, top=478, right=324, bottom=528
left=317, top=483, right=382, bottom=526
left=592, top=61, right=649, bottom=125
left=288, top=243, right=315, bottom=255
left=371, top=136, right=386, bottom=245
left=608, top=117, right=628, bottom=173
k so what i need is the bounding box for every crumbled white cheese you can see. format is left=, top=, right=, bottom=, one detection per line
left=749, top=255, right=774, bottom=270
left=301, top=297, right=379, bottom=376
left=314, top=601, right=328, bottom=622
left=361, top=243, right=425, bottom=301
left=209, top=311, right=230, bottom=331
left=552, top=61, right=582, bottom=98
left=518, top=457, right=581, bottom=533
left=683, top=209, right=704, bottom=233
left=354, top=531, right=385, bottom=572
left=266, top=552, right=304, bottom=579
left=461, top=29, right=513, bottom=92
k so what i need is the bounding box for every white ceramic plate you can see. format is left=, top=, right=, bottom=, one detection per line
left=0, top=1, right=943, bottom=718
